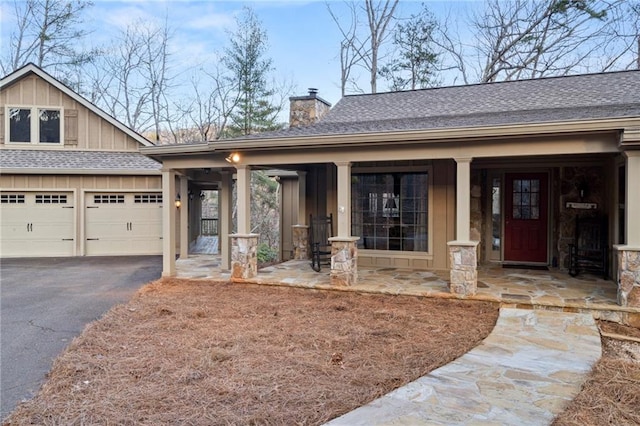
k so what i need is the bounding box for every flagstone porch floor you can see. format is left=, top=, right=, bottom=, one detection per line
left=176, top=253, right=639, bottom=324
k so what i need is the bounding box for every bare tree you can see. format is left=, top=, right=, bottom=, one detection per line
left=89, top=20, right=174, bottom=136
left=1, top=0, right=96, bottom=87
left=328, top=0, right=399, bottom=94
left=327, top=2, right=366, bottom=96
left=434, top=0, right=633, bottom=84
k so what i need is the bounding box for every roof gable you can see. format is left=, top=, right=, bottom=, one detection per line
left=0, top=63, right=154, bottom=147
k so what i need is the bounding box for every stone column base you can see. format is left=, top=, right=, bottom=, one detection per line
left=615, top=245, right=640, bottom=307
left=230, top=233, right=259, bottom=281
left=292, top=225, right=309, bottom=260
left=329, top=237, right=360, bottom=286
left=448, top=240, right=479, bottom=296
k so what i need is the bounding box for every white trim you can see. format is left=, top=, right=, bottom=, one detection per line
left=0, top=64, right=154, bottom=147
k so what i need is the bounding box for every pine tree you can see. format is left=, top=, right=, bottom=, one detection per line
left=223, top=7, right=280, bottom=137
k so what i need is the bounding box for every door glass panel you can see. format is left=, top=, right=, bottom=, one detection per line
left=512, top=178, right=541, bottom=220
left=492, top=177, right=501, bottom=251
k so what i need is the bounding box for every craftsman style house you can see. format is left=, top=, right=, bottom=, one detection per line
left=143, top=71, right=640, bottom=308
left=0, top=64, right=163, bottom=257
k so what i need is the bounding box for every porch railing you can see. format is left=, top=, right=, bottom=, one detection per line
left=201, top=218, right=219, bottom=236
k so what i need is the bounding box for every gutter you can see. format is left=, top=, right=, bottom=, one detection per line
left=0, top=168, right=162, bottom=176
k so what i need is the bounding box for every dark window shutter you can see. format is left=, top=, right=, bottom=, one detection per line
left=64, top=109, right=78, bottom=145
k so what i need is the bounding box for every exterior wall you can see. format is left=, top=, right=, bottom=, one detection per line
left=557, top=165, right=609, bottom=271
left=1, top=173, right=162, bottom=256
left=280, top=177, right=299, bottom=261
left=355, top=159, right=456, bottom=270
left=1, top=74, right=141, bottom=152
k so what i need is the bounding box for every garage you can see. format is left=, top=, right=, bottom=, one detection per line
left=85, top=192, right=163, bottom=256
left=0, top=191, right=75, bottom=257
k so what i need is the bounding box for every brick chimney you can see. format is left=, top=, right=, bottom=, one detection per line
left=289, top=88, right=331, bottom=128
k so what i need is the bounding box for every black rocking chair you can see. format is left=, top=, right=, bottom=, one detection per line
left=309, top=213, right=333, bottom=272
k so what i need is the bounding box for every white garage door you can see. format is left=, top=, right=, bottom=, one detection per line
left=0, top=192, right=75, bottom=257
left=85, top=192, right=162, bottom=256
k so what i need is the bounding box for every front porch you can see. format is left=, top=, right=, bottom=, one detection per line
left=175, top=253, right=640, bottom=326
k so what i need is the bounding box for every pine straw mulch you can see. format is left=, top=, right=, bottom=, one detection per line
left=552, top=321, right=640, bottom=426
left=4, top=278, right=498, bottom=426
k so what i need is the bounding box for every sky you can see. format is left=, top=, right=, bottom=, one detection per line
left=0, top=0, right=477, bottom=109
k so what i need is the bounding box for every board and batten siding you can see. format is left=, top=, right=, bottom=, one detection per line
left=1, top=75, right=141, bottom=152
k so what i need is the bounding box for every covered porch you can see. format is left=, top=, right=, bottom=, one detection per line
left=175, top=253, right=639, bottom=325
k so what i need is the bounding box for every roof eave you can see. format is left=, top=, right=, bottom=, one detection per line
left=208, top=116, right=635, bottom=151
left=0, top=167, right=161, bottom=175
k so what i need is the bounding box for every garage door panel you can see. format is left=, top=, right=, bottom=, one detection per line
left=85, top=193, right=162, bottom=256
left=0, top=192, right=75, bottom=257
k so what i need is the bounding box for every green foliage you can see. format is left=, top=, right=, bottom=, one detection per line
left=223, top=6, right=280, bottom=137
left=257, top=242, right=278, bottom=264
left=379, top=3, right=439, bottom=91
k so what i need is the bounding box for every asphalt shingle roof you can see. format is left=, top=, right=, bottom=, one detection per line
left=239, top=70, right=640, bottom=140
left=0, top=150, right=161, bottom=171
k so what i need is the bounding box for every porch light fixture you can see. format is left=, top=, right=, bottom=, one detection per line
left=225, top=152, right=240, bottom=163
left=200, top=191, right=206, bottom=200
left=175, top=193, right=182, bottom=208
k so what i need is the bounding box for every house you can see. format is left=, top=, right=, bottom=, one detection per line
left=144, top=71, right=639, bottom=309
left=0, top=63, right=163, bottom=258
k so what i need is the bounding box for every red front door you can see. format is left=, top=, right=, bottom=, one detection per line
left=504, top=173, right=548, bottom=263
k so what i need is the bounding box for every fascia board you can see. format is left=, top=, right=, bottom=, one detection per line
left=0, top=167, right=161, bottom=175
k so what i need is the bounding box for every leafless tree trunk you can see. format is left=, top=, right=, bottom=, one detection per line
left=328, top=0, right=398, bottom=94
left=363, top=0, right=399, bottom=93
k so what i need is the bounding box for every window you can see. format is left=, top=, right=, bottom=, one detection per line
left=1, top=194, right=25, bottom=204
left=35, top=194, right=67, bottom=204
left=352, top=172, right=429, bottom=252
left=94, top=194, right=125, bottom=204
left=512, top=178, right=540, bottom=220
left=134, top=194, right=162, bottom=204
left=7, top=107, right=62, bottom=145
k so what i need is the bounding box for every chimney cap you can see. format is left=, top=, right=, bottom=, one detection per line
left=308, top=88, right=318, bottom=97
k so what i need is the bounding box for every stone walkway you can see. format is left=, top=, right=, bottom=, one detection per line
left=325, top=308, right=601, bottom=426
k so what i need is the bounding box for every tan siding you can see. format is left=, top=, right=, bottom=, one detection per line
left=0, top=174, right=160, bottom=190
left=35, top=78, right=48, bottom=104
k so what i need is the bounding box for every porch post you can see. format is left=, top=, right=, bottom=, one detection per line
left=331, top=162, right=359, bottom=286
left=161, top=170, right=177, bottom=277
left=335, top=162, right=352, bottom=236
left=220, top=172, right=232, bottom=270
left=615, top=151, right=640, bottom=307
left=448, top=157, right=478, bottom=296
left=230, top=164, right=258, bottom=280
left=297, top=171, right=307, bottom=225
left=178, top=175, right=189, bottom=259
left=236, top=165, right=251, bottom=234
left=292, top=171, right=309, bottom=260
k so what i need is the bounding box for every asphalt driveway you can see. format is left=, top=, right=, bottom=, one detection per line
left=0, top=256, right=162, bottom=420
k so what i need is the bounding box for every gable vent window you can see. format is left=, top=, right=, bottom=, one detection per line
left=36, top=194, right=68, bottom=204
left=94, top=194, right=125, bottom=204
left=135, top=194, right=162, bottom=203
left=1, top=194, right=25, bottom=204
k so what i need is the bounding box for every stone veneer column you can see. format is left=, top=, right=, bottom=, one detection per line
left=447, top=241, right=479, bottom=296
left=615, top=246, right=640, bottom=307
left=230, top=233, right=259, bottom=281
left=329, top=237, right=359, bottom=286
left=292, top=225, right=309, bottom=260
